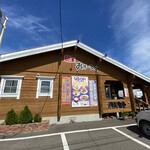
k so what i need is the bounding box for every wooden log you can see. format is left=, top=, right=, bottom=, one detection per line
left=58, top=72, right=62, bottom=119
left=61, top=48, right=64, bottom=57
left=142, top=103, right=145, bottom=111
left=97, top=58, right=102, bottom=64
left=146, top=84, right=150, bottom=104
left=128, top=74, right=135, bottom=82
left=74, top=46, right=77, bottom=53
left=97, top=74, right=103, bottom=114
left=127, top=76, right=136, bottom=112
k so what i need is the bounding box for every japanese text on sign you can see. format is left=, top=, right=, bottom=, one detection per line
left=76, top=62, right=98, bottom=72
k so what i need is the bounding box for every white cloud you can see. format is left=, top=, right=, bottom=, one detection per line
left=111, top=0, right=150, bottom=77
left=1, top=5, right=60, bottom=46
left=2, top=5, right=50, bottom=33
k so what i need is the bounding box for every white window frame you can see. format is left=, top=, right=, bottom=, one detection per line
left=0, top=75, right=24, bottom=99
left=36, top=76, right=55, bottom=99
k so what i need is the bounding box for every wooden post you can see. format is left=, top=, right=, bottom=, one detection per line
left=97, top=74, right=103, bottom=115
left=142, top=103, right=145, bottom=111
left=137, top=101, right=141, bottom=112
left=58, top=72, right=62, bottom=121
left=146, top=84, right=150, bottom=104
left=142, top=85, right=149, bottom=104
left=61, top=48, right=64, bottom=57
left=127, top=75, right=136, bottom=112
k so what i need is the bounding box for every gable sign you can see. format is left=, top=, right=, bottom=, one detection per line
left=64, top=55, right=98, bottom=72
left=64, top=55, right=76, bottom=63
left=76, top=62, right=98, bottom=72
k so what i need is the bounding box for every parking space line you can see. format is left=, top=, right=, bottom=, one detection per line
left=0, top=124, right=136, bottom=142
left=113, top=128, right=150, bottom=150
left=61, top=133, right=70, bottom=150
left=62, top=124, right=136, bottom=135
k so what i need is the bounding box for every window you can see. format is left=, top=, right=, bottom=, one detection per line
left=36, top=76, right=55, bottom=98
left=0, top=76, right=24, bottom=99
left=105, top=84, right=111, bottom=99
left=4, top=80, right=18, bottom=93
left=105, top=81, right=124, bottom=99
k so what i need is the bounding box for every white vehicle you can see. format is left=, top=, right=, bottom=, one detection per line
left=136, top=110, right=150, bottom=137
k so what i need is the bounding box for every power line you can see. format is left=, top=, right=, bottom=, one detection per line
left=59, top=0, right=63, bottom=50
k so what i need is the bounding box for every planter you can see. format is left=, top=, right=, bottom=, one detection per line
left=0, top=120, right=49, bottom=134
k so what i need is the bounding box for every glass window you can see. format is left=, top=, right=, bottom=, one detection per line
left=0, top=76, right=23, bottom=99
left=36, top=76, right=55, bottom=98
left=105, top=81, right=124, bottom=99
left=40, top=81, right=50, bottom=93
left=105, top=84, right=111, bottom=99
left=4, top=80, right=18, bottom=93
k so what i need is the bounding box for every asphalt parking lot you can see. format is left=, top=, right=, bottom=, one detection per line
left=0, top=119, right=150, bottom=150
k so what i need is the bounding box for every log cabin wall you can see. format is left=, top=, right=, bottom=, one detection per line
left=0, top=46, right=147, bottom=119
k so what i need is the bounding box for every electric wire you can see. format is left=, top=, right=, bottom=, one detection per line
left=59, top=0, right=63, bottom=51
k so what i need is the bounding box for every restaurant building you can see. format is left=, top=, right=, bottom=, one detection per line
left=0, top=40, right=150, bottom=124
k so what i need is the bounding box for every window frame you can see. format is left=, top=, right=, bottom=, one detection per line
left=0, top=75, right=24, bottom=99
left=36, top=76, right=55, bottom=99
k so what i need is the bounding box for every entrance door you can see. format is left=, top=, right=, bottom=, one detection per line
left=105, top=84, right=111, bottom=99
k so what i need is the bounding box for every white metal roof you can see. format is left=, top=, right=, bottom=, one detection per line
left=0, top=40, right=150, bottom=83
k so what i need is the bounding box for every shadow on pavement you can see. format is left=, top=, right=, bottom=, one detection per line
left=127, top=125, right=150, bottom=140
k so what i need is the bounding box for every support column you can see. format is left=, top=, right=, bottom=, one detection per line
left=127, top=75, right=136, bottom=112
left=142, top=85, right=149, bottom=104
left=58, top=72, right=62, bottom=121
left=97, top=75, right=103, bottom=115
left=146, top=84, right=150, bottom=104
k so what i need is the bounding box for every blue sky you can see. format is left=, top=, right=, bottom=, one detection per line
left=1, top=0, right=150, bottom=77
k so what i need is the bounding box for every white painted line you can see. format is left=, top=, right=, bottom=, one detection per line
left=61, top=133, right=70, bottom=150
left=0, top=132, right=61, bottom=142
left=62, top=123, right=136, bottom=135
left=0, top=124, right=136, bottom=142
left=113, top=128, right=150, bottom=150
left=87, top=124, right=136, bottom=132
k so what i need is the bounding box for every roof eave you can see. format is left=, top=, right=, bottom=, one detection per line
left=0, top=40, right=77, bottom=62
left=77, top=42, right=150, bottom=83
left=0, top=40, right=150, bottom=83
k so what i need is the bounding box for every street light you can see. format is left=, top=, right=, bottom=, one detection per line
left=0, top=9, right=8, bottom=48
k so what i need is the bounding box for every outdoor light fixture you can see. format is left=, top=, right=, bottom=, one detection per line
left=37, top=73, right=40, bottom=76
left=0, top=9, right=8, bottom=48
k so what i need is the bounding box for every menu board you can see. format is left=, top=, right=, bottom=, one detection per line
left=61, top=76, right=71, bottom=105
left=89, top=80, right=98, bottom=107
left=72, top=76, right=90, bottom=107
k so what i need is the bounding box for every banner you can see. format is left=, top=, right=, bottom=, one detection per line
left=89, top=80, right=98, bottom=106
left=124, top=88, right=129, bottom=97
left=72, top=76, right=89, bottom=107
left=64, top=55, right=76, bottom=63
left=61, top=76, right=71, bottom=105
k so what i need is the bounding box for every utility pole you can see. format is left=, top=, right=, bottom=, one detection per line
left=0, top=9, right=8, bottom=48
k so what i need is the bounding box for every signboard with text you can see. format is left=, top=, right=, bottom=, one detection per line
left=61, top=76, right=71, bottom=105
left=89, top=80, right=98, bottom=107
left=72, top=76, right=90, bottom=107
